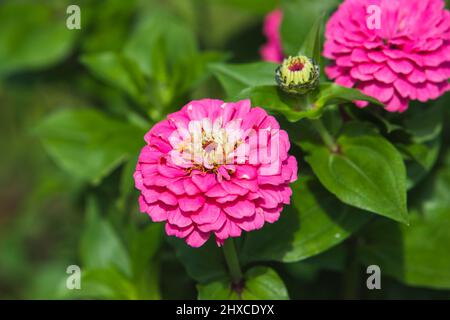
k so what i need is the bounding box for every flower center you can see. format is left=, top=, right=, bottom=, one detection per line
left=279, top=55, right=315, bottom=85
left=288, top=61, right=304, bottom=71
left=172, top=117, right=243, bottom=172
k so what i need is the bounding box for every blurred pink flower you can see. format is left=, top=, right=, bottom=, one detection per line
left=324, top=0, right=450, bottom=112
left=134, top=99, right=297, bottom=248
left=261, top=9, right=284, bottom=63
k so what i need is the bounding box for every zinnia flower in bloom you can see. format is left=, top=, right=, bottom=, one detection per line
left=261, top=9, right=284, bottom=63
left=134, top=99, right=298, bottom=247
left=324, top=0, right=450, bottom=112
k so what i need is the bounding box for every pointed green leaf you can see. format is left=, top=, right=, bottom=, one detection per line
left=80, top=198, right=131, bottom=277
left=358, top=167, right=450, bottom=289
left=34, top=108, right=145, bottom=184
left=211, top=62, right=277, bottom=98
left=238, top=86, right=325, bottom=122
left=280, top=0, right=339, bottom=55
left=241, top=177, right=371, bottom=263
left=299, top=14, right=324, bottom=64
left=306, top=122, right=409, bottom=224
left=316, top=82, right=384, bottom=108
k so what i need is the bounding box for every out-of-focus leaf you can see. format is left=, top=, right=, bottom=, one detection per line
left=299, top=14, right=324, bottom=64
left=198, top=267, right=288, bottom=300
left=241, top=177, right=370, bottom=263
left=34, top=108, right=145, bottom=184
left=81, top=52, right=145, bottom=103
left=124, top=9, right=198, bottom=78
left=129, top=223, right=162, bottom=278
left=79, top=198, right=131, bottom=277
left=403, top=102, right=444, bottom=143
left=358, top=169, right=450, bottom=289
left=217, top=0, right=278, bottom=13
left=169, top=238, right=227, bottom=284
left=397, top=139, right=441, bottom=189
left=80, top=0, right=138, bottom=52
left=128, top=223, right=162, bottom=300
left=211, top=62, right=277, bottom=98
left=0, top=2, right=77, bottom=78
left=118, top=155, right=139, bottom=209
left=306, top=122, right=409, bottom=224
left=65, top=268, right=137, bottom=300
left=280, top=0, right=339, bottom=55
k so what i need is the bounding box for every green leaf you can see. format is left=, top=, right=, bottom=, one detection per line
left=219, top=0, right=278, bottom=13
left=169, top=238, right=227, bottom=284
left=403, top=102, right=444, bottom=144
left=248, top=83, right=383, bottom=127
left=306, top=122, right=409, bottom=224
left=211, top=62, right=277, bottom=98
left=280, top=0, right=339, bottom=55
left=299, top=14, right=324, bottom=64
left=197, top=280, right=238, bottom=300
left=34, top=108, right=145, bottom=184
left=316, top=82, right=384, bottom=108
left=69, top=268, right=137, bottom=300
left=80, top=198, right=131, bottom=277
left=0, top=2, right=77, bottom=78
left=81, top=52, right=145, bottom=102
left=397, top=139, right=441, bottom=189
left=358, top=169, right=450, bottom=289
left=198, top=267, right=288, bottom=300
left=129, top=223, right=163, bottom=278
left=124, top=9, right=198, bottom=78
left=238, top=86, right=325, bottom=122
left=241, top=177, right=370, bottom=263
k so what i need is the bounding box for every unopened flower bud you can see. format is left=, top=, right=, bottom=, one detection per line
left=275, top=55, right=320, bottom=95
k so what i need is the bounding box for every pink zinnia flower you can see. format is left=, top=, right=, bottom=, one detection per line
left=261, top=9, right=284, bottom=63
left=324, top=0, right=450, bottom=112
left=134, top=99, right=298, bottom=248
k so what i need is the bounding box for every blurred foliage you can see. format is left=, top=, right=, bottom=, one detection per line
left=1, top=0, right=450, bottom=300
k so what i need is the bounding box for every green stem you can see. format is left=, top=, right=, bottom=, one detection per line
left=342, top=238, right=360, bottom=299
left=309, top=118, right=339, bottom=152
left=222, top=239, right=243, bottom=284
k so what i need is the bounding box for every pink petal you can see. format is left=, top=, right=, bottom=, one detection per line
left=165, top=223, right=194, bottom=238
left=178, top=195, right=205, bottom=212
left=234, top=211, right=265, bottom=232
left=191, top=173, right=217, bottom=192
left=185, top=229, right=209, bottom=248
left=351, top=48, right=369, bottom=62
left=373, top=66, right=397, bottom=83
left=191, top=202, right=221, bottom=225
left=146, top=203, right=168, bottom=222
left=168, top=207, right=192, bottom=228
left=205, top=184, right=228, bottom=198
left=197, top=211, right=227, bottom=233
left=183, top=178, right=201, bottom=195
left=223, top=200, right=255, bottom=219
left=387, top=59, right=414, bottom=75
left=257, top=188, right=282, bottom=209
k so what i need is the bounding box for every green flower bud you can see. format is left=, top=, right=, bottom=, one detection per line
left=275, top=55, right=320, bottom=95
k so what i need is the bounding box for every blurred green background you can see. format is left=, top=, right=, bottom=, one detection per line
left=1, top=0, right=450, bottom=300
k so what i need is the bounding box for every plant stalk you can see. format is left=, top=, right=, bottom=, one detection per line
left=222, top=239, right=243, bottom=284
left=309, top=118, right=339, bottom=152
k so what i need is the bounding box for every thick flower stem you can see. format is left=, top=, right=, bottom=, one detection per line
left=222, top=239, right=243, bottom=284
left=309, top=118, right=339, bottom=152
